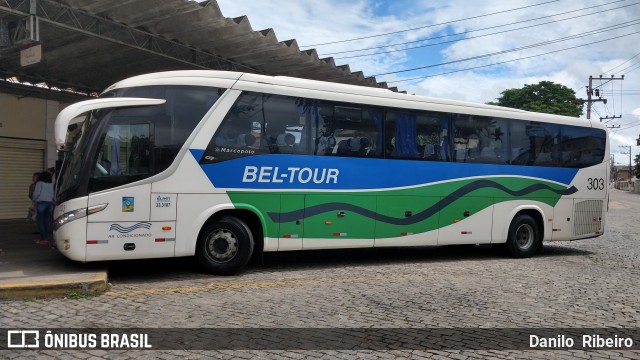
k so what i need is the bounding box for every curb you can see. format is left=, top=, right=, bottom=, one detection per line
left=0, top=272, right=109, bottom=300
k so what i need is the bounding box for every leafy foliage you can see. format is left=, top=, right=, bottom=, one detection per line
left=487, top=81, right=583, bottom=117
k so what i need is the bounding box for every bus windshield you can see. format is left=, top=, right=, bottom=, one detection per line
left=57, top=111, right=100, bottom=198
left=56, top=85, right=226, bottom=202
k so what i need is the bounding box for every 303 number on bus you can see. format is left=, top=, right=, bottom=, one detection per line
left=586, top=178, right=605, bottom=190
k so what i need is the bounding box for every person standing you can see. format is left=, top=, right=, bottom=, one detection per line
left=27, top=172, right=39, bottom=222
left=31, top=171, right=55, bottom=247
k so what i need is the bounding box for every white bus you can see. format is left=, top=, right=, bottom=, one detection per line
left=53, top=71, right=609, bottom=275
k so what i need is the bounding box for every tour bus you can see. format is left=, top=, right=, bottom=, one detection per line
left=53, top=71, right=609, bottom=275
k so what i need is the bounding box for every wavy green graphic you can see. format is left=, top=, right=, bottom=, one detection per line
left=228, top=177, right=571, bottom=240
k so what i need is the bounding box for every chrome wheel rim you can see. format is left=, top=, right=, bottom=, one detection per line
left=515, top=224, right=534, bottom=250
left=205, top=229, right=238, bottom=263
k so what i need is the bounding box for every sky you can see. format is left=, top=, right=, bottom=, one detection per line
left=217, top=0, right=640, bottom=167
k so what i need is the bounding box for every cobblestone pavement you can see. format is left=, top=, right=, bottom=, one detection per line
left=2, top=189, right=640, bottom=359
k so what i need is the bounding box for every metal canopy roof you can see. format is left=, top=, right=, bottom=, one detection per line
left=0, top=0, right=400, bottom=97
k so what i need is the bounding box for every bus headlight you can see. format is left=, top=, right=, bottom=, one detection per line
left=54, top=208, right=87, bottom=230
left=54, top=203, right=108, bottom=230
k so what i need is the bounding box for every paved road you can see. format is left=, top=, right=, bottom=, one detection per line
left=2, top=189, right=640, bottom=359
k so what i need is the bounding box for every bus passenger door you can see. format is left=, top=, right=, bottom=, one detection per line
left=437, top=196, right=494, bottom=245
left=302, top=195, right=375, bottom=249
left=84, top=120, right=175, bottom=260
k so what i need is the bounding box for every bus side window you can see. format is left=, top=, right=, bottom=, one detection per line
left=205, top=91, right=282, bottom=161
left=314, top=102, right=380, bottom=158
left=117, top=85, right=223, bottom=172
left=386, top=109, right=445, bottom=161
left=128, top=132, right=151, bottom=174
left=418, top=115, right=444, bottom=161
left=88, top=122, right=151, bottom=192
left=385, top=110, right=417, bottom=159
left=559, top=125, right=606, bottom=168
left=473, top=117, right=508, bottom=164
left=262, top=95, right=309, bottom=155
left=452, top=114, right=486, bottom=163
left=314, top=102, right=337, bottom=156
left=510, top=121, right=559, bottom=167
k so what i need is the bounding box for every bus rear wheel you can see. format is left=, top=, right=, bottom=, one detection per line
left=505, top=214, right=540, bottom=258
left=196, top=216, right=254, bottom=275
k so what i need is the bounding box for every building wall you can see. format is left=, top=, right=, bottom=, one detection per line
left=0, top=92, right=71, bottom=219
left=0, top=92, right=47, bottom=140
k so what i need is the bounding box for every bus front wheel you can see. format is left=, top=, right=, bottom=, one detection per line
left=505, top=214, right=540, bottom=258
left=196, top=216, right=254, bottom=275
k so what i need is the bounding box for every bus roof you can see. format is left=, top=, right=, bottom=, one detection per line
left=104, top=70, right=605, bottom=131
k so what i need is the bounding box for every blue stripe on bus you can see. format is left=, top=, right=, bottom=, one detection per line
left=190, top=149, right=205, bottom=162
left=190, top=151, right=579, bottom=190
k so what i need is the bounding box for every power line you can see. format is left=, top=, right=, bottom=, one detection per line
left=301, top=0, right=560, bottom=47
left=601, top=93, right=640, bottom=96
left=373, top=20, right=640, bottom=77
left=602, top=51, right=640, bottom=74
left=384, top=30, right=640, bottom=83
left=609, top=116, right=640, bottom=132
left=620, top=61, right=640, bottom=74
left=329, top=1, right=635, bottom=59
left=601, top=89, right=640, bottom=95
left=603, top=99, right=612, bottom=117
left=595, top=55, right=640, bottom=120
left=615, top=59, right=640, bottom=73
left=592, top=107, right=603, bottom=119
left=611, top=119, right=640, bottom=132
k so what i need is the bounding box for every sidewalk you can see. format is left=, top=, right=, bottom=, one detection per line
left=0, top=220, right=108, bottom=299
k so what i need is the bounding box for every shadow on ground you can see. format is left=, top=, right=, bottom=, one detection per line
left=106, top=243, right=593, bottom=284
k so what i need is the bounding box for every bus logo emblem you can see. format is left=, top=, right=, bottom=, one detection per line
left=122, top=197, right=135, bottom=212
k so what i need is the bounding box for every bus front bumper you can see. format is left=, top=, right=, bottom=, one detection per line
left=53, top=216, right=88, bottom=262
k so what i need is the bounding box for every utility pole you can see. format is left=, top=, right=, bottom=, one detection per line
left=611, top=154, right=616, bottom=182
left=619, top=145, right=632, bottom=186
left=604, top=114, right=621, bottom=129
left=601, top=115, right=621, bottom=123
left=584, top=75, right=624, bottom=120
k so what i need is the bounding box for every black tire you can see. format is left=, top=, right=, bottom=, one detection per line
left=505, top=214, right=541, bottom=258
left=196, top=216, right=254, bottom=275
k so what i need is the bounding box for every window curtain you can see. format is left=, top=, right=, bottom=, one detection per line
left=395, top=113, right=419, bottom=158
left=309, top=103, right=318, bottom=154
left=297, top=100, right=313, bottom=153
left=370, top=110, right=383, bottom=156
left=440, top=116, right=450, bottom=161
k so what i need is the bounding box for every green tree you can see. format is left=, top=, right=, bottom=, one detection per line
left=634, top=153, right=640, bottom=178
left=487, top=81, right=583, bottom=117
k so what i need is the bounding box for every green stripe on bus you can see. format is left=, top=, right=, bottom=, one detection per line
left=227, top=177, right=570, bottom=239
